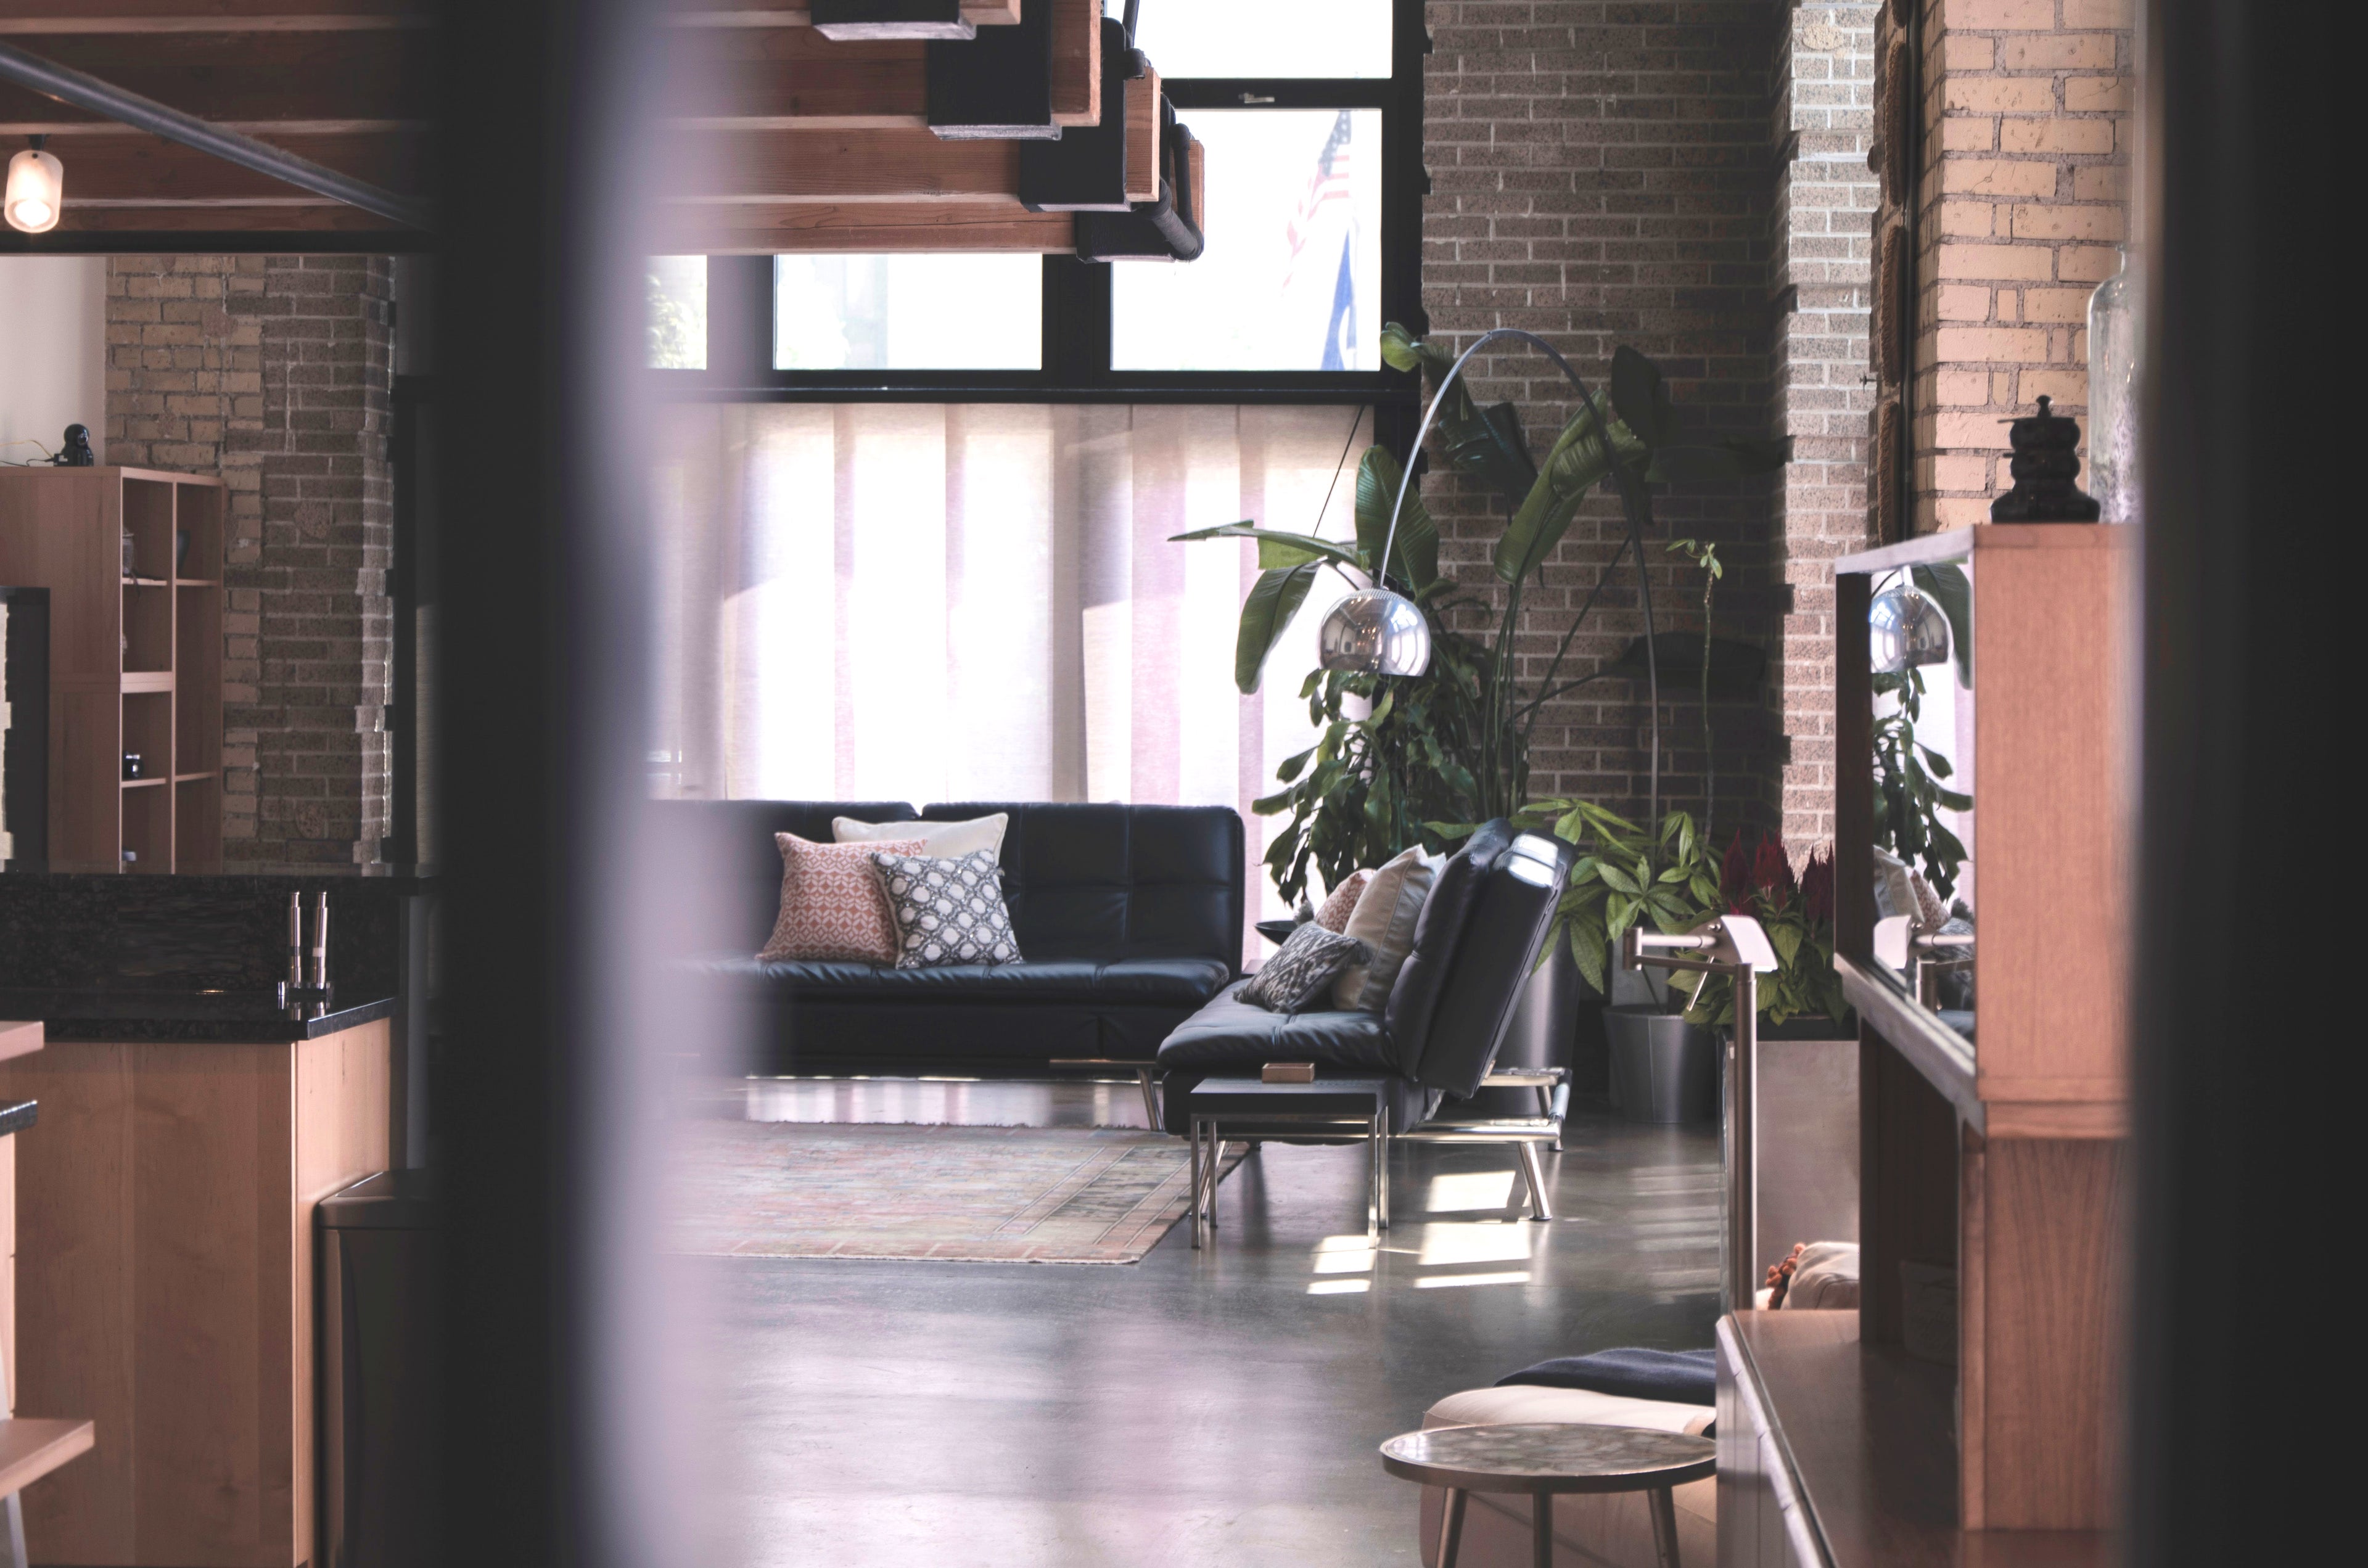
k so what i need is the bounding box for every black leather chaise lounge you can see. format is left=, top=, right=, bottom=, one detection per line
left=1154, top=820, right=1578, bottom=1223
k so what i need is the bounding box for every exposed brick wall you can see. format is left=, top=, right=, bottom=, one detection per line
left=104, top=255, right=394, bottom=866
left=1771, top=3, right=1880, bottom=850
left=1914, top=0, right=2133, bottom=530
left=1421, top=0, right=1783, bottom=840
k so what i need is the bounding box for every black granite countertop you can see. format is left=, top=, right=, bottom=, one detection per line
left=0, top=1099, right=35, bottom=1137
left=0, top=988, right=397, bottom=1043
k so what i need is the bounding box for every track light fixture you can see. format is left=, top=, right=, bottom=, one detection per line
left=6, top=134, right=62, bottom=234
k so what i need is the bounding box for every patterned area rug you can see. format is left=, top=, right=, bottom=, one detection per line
left=667, top=1122, right=1243, bottom=1264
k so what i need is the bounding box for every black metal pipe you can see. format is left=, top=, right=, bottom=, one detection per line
left=0, top=39, right=431, bottom=231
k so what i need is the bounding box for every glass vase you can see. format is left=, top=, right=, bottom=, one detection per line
left=2086, top=249, right=2143, bottom=524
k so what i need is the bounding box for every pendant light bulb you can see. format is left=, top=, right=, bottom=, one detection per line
left=6, top=142, right=64, bottom=234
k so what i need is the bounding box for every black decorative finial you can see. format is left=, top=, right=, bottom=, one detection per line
left=1989, top=395, right=2099, bottom=522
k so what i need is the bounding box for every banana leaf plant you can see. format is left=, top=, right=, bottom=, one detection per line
left=1172, top=323, right=1786, bottom=902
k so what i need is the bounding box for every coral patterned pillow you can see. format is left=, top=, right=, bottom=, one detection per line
left=757, top=832, right=926, bottom=964
left=1313, top=871, right=1369, bottom=933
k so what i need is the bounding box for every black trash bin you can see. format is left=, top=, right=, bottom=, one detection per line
left=318, top=1168, right=444, bottom=1568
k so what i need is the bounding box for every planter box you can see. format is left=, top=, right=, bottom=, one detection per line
left=1605, top=1006, right=1718, bottom=1123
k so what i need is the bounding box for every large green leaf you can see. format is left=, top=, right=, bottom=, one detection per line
left=1911, top=562, right=1974, bottom=688
left=1170, top=520, right=1367, bottom=576
left=1497, top=392, right=1621, bottom=583
left=1233, top=562, right=1319, bottom=694
left=1609, top=346, right=1676, bottom=448
left=1439, top=400, right=1537, bottom=509
left=1352, top=446, right=1439, bottom=589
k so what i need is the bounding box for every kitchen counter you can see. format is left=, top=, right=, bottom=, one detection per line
left=0, top=987, right=394, bottom=1043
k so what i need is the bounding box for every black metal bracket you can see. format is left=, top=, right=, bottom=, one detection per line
left=1019, top=19, right=1137, bottom=211
left=926, top=0, right=1058, bottom=139
left=1073, top=99, right=1202, bottom=261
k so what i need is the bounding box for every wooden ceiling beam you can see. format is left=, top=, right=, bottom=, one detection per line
left=660, top=200, right=1069, bottom=253
left=52, top=200, right=406, bottom=232
left=28, top=128, right=424, bottom=203
left=662, top=0, right=1018, bottom=28
left=0, top=2, right=427, bottom=34
left=0, top=30, right=431, bottom=131
left=670, top=127, right=1017, bottom=202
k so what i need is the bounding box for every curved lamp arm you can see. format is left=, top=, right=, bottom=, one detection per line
left=1379, top=326, right=1663, bottom=823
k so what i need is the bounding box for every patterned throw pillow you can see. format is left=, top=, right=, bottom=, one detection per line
left=757, top=833, right=926, bottom=964
left=1241, top=922, right=1366, bottom=1014
left=1312, top=871, right=1368, bottom=933
left=1332, top=844, right=1437, bottom=1011
left=866, top=848, right=1024, bottom=968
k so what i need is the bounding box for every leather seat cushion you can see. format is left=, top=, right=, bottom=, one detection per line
left=1153, top=982, right=1400, bottom=1074
left=685, top=953, right=1233, bottom=1006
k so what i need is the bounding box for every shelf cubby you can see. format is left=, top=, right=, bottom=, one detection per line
left=0, top=466, right=227, bottom=871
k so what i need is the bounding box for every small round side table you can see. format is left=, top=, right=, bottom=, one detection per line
left=1378, top=1422, right=1716, bottom=1568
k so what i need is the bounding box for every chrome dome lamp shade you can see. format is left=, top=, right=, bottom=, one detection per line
left=1317, top=586, right=1433, bottom=676
left=1868, top=584, right=1951, bottom=675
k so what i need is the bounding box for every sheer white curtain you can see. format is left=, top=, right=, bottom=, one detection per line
left=650, top=403, right=1370, bottom=930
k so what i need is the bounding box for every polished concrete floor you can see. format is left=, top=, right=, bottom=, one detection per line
left=688, top=1080, right=1721, bottom=1567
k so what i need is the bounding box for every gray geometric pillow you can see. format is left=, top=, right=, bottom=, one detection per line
left=866, top=849, right=1024, bottom=969
left=1241, top=922, right=1365, bottom=1013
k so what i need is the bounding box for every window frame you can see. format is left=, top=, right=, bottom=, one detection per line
left=654, top=0, right=1428, bottom=407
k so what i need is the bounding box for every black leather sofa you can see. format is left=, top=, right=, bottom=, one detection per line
left=1154, top=820, right=1575, bottom=1136
left=654, top=799, right=1244, bottom=1074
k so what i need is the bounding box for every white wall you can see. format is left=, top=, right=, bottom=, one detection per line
left=0, top=256, right=107, bottom=464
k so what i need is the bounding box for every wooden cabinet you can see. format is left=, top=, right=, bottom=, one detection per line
left=0, top=467, right=226, bottom=873
left=0, top=1022, right=390, bottom=1567
left=1719, top=527, right=2132, bottom=1566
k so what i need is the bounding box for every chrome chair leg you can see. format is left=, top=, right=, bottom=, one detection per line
left=1516, top=1140, right=1554, bottom=1221
left=1378, top=1106, right=1391, bottom=1229
left=1189, top=1117, right=1204, bottom=1248
left=1137, top=1067, right=1162, bottom=1131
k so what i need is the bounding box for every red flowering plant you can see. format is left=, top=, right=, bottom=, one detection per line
left=1680, top=830, right=1849, bottom=1030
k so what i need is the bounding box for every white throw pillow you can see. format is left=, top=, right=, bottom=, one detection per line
left=1780, top=1240, right=1862, bottom=1310
left=1331, top=845, right=1436, bottom=1012
left=835, top=812, right=1008, bottom=862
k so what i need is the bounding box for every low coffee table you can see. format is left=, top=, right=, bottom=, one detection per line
left=1183, top=1075, right=1393, bottom=1247
left=1379, top=1422, right=1715, bottom=1568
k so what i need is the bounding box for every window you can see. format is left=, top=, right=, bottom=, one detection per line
left=774, top=255, right=1042, bottom=371
left=647, top=256, right=707, bottom=370
left=1111, top=109, right=1383, bottom=372
left=652, top=0, right=1423, bottom=402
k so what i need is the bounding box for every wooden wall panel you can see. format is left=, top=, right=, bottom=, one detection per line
left=0, top=1022, right=389, bottom=1567
left=1969, top=1137, right=2126, bottom=1530
left=1973, top=528, right=2132, bottom=1102
left=1, top=1041, right=138, bottom=1564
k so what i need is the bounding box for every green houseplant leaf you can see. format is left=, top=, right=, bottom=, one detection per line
left=1352, top=446, right=1439, bottom=590
left=1233, top=562, right=1320, bottom=694
left=1169, top=520, right=1367, bottom=577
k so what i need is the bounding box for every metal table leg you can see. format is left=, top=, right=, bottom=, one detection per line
left=1189, top=1115, right=1204, bottom=1249
left=1648, top=1484, right=1680, bottom=1567
left=1436, top=1487, right=1467, bottom=1568
left=1532, top=1490, right=1554, bottom=1568
left=1378, top=1105, right=1391, bottom=1229
left=1516, top=1141, right=1554, bottom=1221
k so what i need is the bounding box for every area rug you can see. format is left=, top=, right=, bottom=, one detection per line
left=667, top=1121, right=1244, bottom=1264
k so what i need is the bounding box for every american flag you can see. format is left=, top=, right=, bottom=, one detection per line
left=1284, top=110, right=1354, bottom=288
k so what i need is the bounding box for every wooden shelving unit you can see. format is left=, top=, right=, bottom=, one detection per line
left=1718, top=527, right=2132, bottom=1567
left=0, top=467, right=225, bottom=873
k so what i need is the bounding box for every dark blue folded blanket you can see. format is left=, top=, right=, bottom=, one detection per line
left=1494, top=1347, right=1716, bottom=1406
